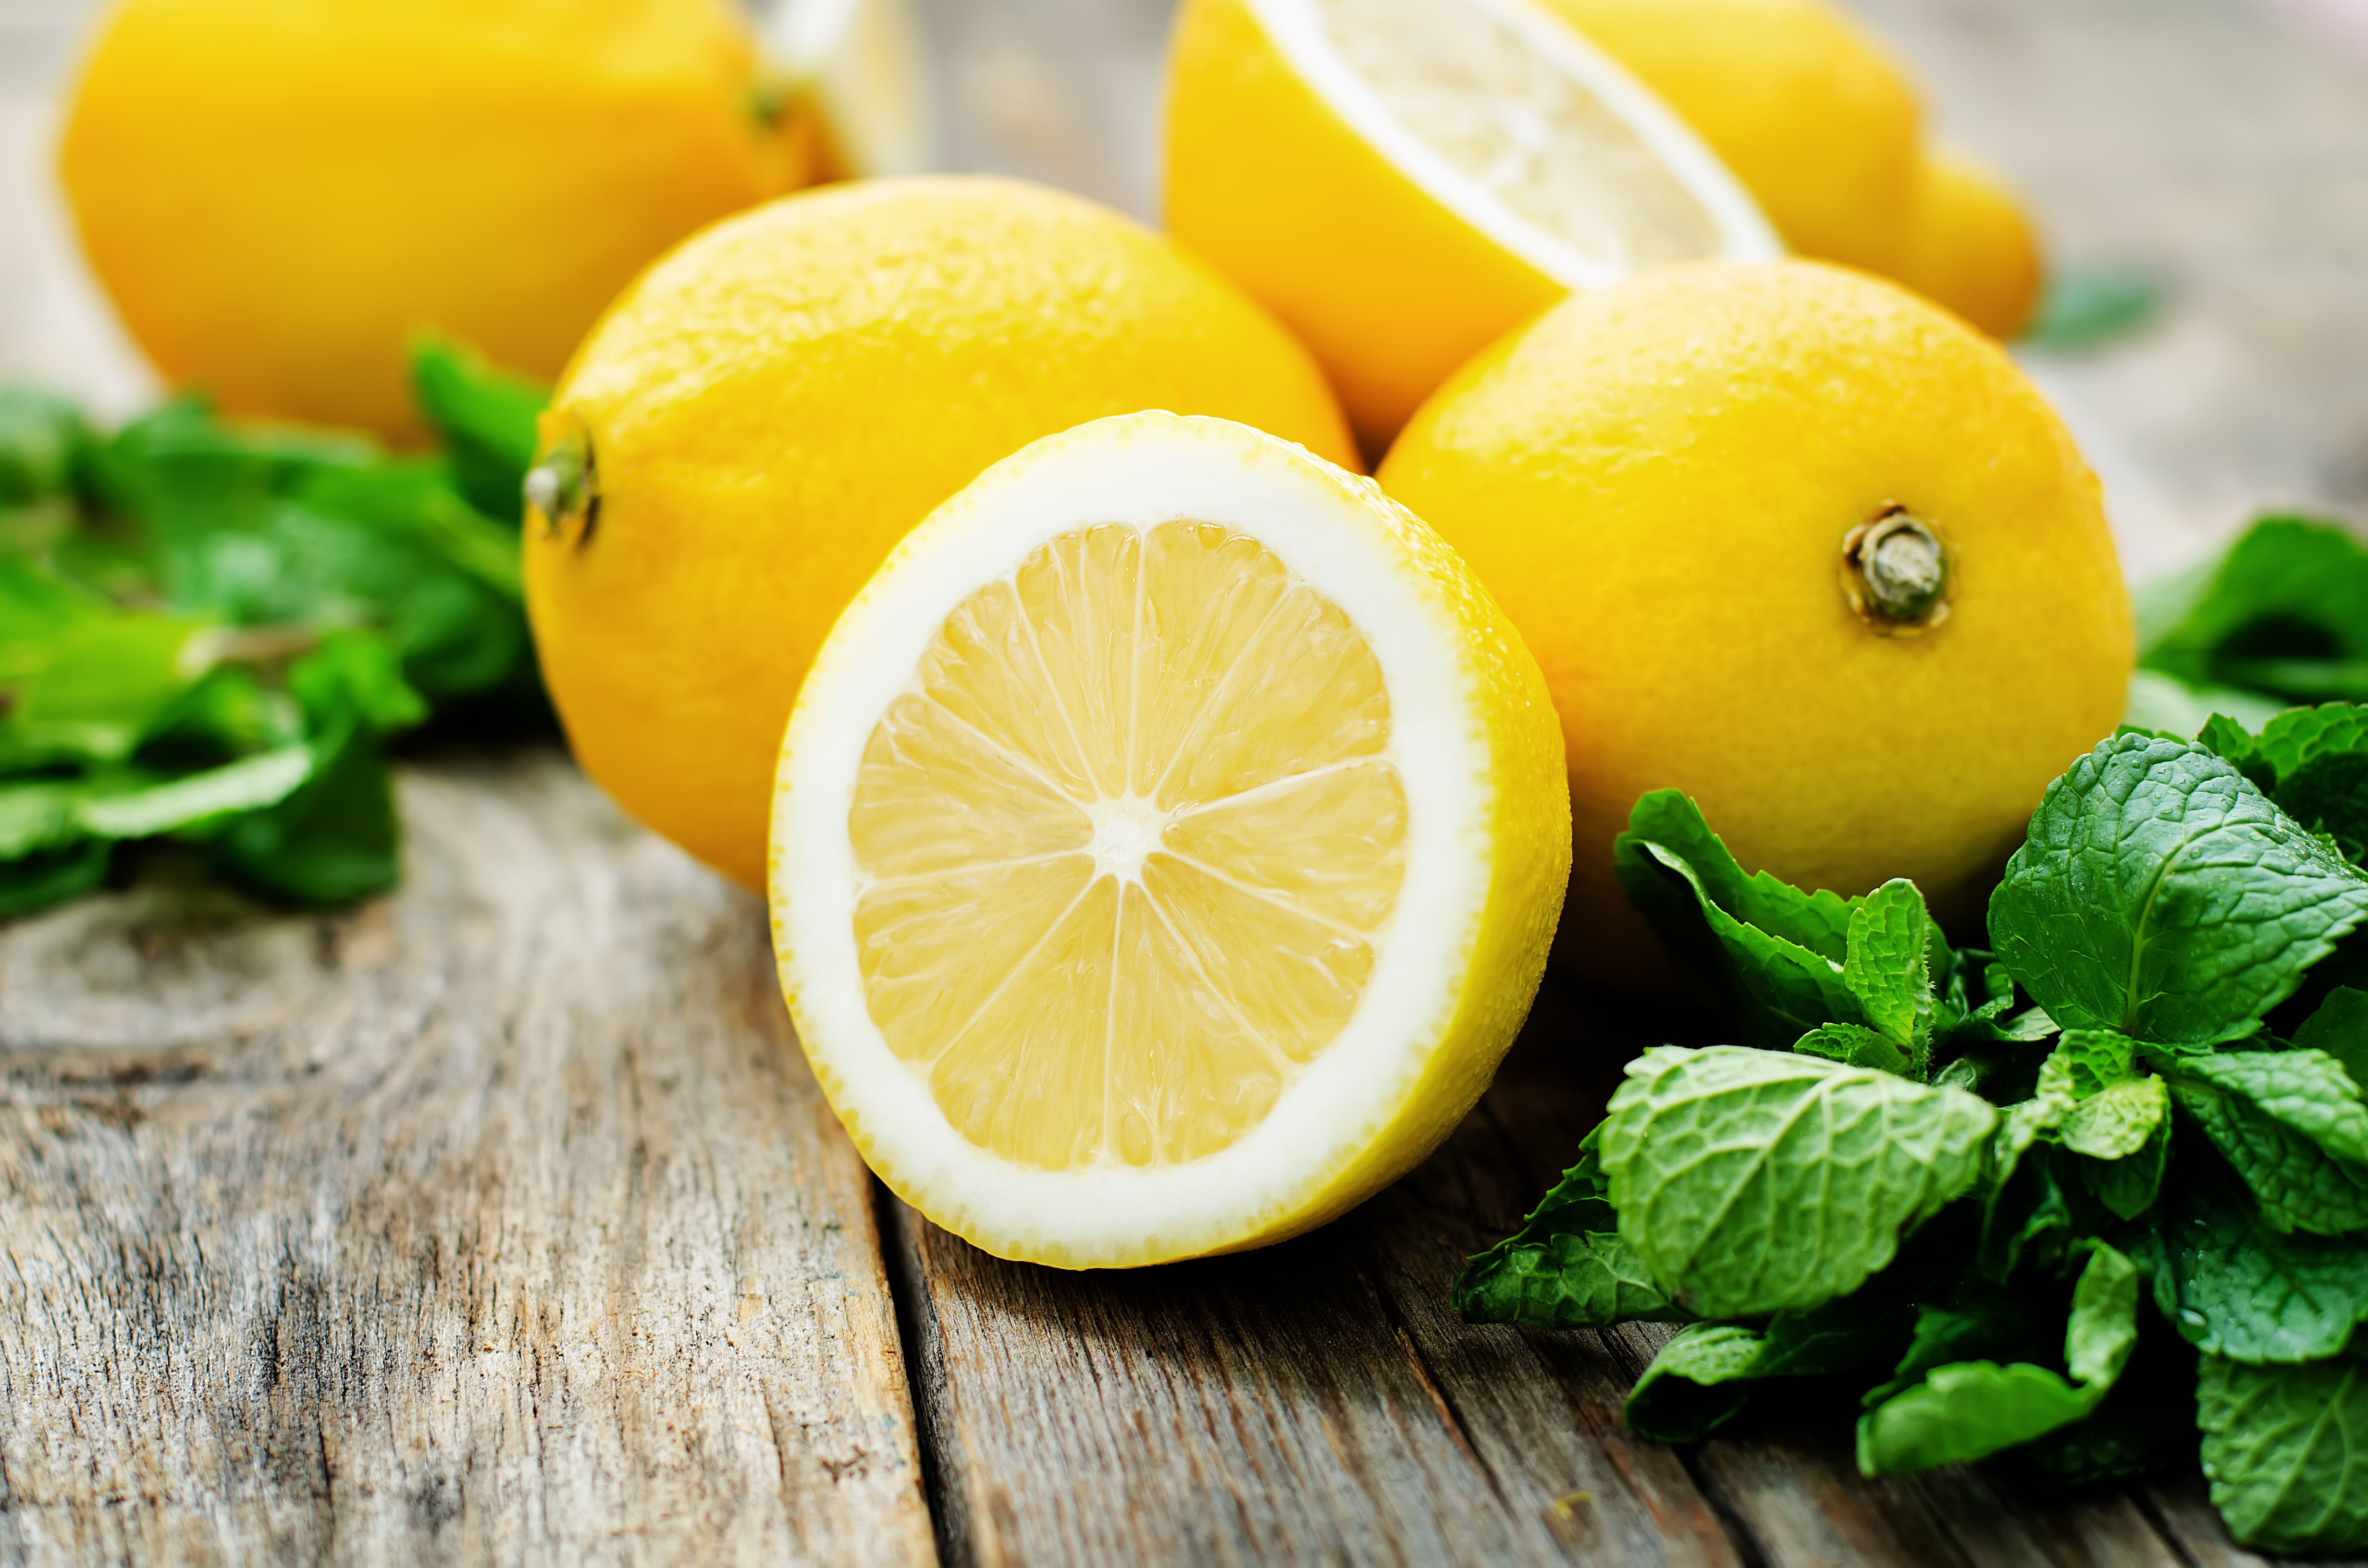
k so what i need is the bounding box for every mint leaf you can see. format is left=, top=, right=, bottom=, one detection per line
left=2161, top=1050, right=2368, bottom=1236
left=408, top=336, right=548, bottom=525
left=2146, top=1158, right=2368, bottom=1362
left=1625, top=1297, right=1911, bottom=1444
left=2195, top=703, right=2368, bottom=862
left=0, top=384, right=91, bottom=506
left=2294, top=986, right=2368, bottom=1088
left=1856, top=1243, right=2139, bottom=1475
left=2142, top=516, right=2368, bottom=708
left=75, top=746, right=313, bottom=840
left=1795, top=1022, right=1914, bottom=1076
left=1453, top=1127, right=1683, bottom=1328
left=1602, top=1047, right=1995, bottom=1318
left=0, top=839, right=109, bottom=916
left=1617, top=791, right=1856, bottom=958
left=2199, top=1352, right=2368, bottom=1554
left=1990, top=733, right=2368, bottom=1045
left=1844, top=879, right=1937, bottom=1064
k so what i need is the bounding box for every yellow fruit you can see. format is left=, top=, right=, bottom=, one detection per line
left=758, top=0, right=935, bottom=180
left=770, top=412, right=1569, bottom=1266
left=1535, top=0, right=1923, bottom=278
left=525, top=177, right=1357, bottom=891
left=60, top=0, right=804, bottom=439
left=1378, top=261, right=2132, bottom=984
left=1902, top=147, right=2045, bottom=340
left=1163, top=0, right=1779, bottom=454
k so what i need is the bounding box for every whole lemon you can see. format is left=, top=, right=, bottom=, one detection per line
left=60, top=0, right=804, bottom=439
left=1901, top=147, right=2045, bottom=340
left=1378, top=261, right=2131, bottom=983
left=524, top=176, right=1357, bottom=890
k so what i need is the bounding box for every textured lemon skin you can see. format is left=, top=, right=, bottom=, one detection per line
left=528, top=179, right=1357, bottom=891
left=1537, top=0, right=1922, bottom=279
left=1164, top=0, right=1565, bottom=455
left=59, top=0, right=798, bottom=440
left=1379, top=261, right=2132, bottom=987
left=1903, top=148, right=2045, bottom=340
left=768, top=419, right=1571, bottom=1268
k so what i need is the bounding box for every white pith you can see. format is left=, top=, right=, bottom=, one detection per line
left=771, top=413, right=1495, bottom=1267
left=1245, top=0, right=1782, bottom=286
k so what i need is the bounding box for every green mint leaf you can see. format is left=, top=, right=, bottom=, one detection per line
left=408, top=335, right=548, bottom=525
left=1454, top=1126, right=1684, bottom=1328
left=1865, top=1290, right=2051, bottom=1408
left=1614, top=796, right=1865, bottom=1050
left=1795, top=1022, right=1914, bottom=1076
left=2141, top=516, right=2368, bottom=708
left=0, top=385, right=92, bottom=506
left=2161, top=1049, right=2368, bottom=1235
left=6, top=609, right=217, bottom=765
left=1990, top=733, right=2368, bottom=1045
left=0, top=779, right=85, bottom=859
left=74, top=746, right=314, bottom=840
left=2293, top=986, right=2368, bottom=1089
left=2054, top=1029, right=2138, bottom=1098
left=1843, top=878, right=1936, bottom=1062
left=1856, top=1243, right=2138, bottom=1475
left=210, top=714, right=400, bottom=906
left=2076, top=1111, right=2172, bottom=1221
left=2198, top=1352, right=2368, bottom=1554
left=2146, top=1157, right=2368, bottom=1362
left=2019, top=264, right=2162, bottom=353
left=1603, top=1046, right=1995, bottom=1318
left=1625, top=1298, right=1912, bottom=1444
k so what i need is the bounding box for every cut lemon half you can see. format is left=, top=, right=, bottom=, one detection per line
left=770, top=413, right=1569, bottom=1268
left=1165, top=0, right=1783, bottom=450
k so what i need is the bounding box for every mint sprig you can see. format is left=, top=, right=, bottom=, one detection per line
left=1461, top=723, right=2368, bottom=1554
left=0, top=342, right=549, bottom=916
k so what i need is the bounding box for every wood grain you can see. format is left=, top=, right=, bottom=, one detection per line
left=0, top=754, right=933, bottom=1566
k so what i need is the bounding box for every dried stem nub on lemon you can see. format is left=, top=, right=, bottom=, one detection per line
left=770, top=414, right=1568, bottom=1267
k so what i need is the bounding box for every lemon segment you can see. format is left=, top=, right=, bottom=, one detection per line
left=772, top=413, right=1569, bottom=1268
left=1164, top=0, right=1780, bottom=450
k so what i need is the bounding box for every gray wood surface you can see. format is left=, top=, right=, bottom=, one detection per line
left=5, top=0, right=2368, bottom=1563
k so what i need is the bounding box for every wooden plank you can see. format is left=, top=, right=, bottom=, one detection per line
left=889, top=979, right=1744, bottom=1567
left=0, top=755, right=934, bottom=1566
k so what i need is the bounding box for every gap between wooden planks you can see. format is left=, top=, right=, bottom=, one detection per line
left=0, top=754, right=2333, bottom=1567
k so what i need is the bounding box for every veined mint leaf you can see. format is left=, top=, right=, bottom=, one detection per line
left=1845, top=879, right=1936, bottom=1062
left=2061, top=1077, right=2168, bottom=1162
left=1454, top=1127, right=1684, bottom=1329
left=1617, top=791, right=1856, bottom=959
left=2147, top=1160, right=2368, bottom=1362
left=1794, top=1022, right=1914, bottom=1075
left=2160, top=1049, right=2368, bottom=1235
left=408, top=336, right=548, bottom=525
left=2199, top=1352, right=2368, bottom=1554
left=1990, top=733, right=2368, bottom=1045
left=1856, top=1243, right=2139, bottom=1475
left=1603, top=1047, right=1995, bottom=1318
left=2195, top=703, right=2368, bottom=863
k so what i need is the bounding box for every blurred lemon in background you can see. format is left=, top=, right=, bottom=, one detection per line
left=524, top=176, right=1357, bottom=891
left=59, top=0, right=812, bottom=440
left=1537, top=0, right=2045, bottom=336
left=1378, top=261, right=2130, bottom=984
left=1163, top=0, right=1781, bottom=454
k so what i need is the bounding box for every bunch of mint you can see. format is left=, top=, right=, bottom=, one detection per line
left=2129, top=514, right=2368, bottom=736
left=1459, top=715, right=2368, bottom=1556
left=0, top=342, right=549, bottom=917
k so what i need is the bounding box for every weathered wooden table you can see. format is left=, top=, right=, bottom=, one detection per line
left=5, top=0, right=2368, bottom=1562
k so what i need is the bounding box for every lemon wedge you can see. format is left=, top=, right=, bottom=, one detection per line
left=1166, top=0, right=1782, bottom=448
left=770, top=413, right=1569, bottom=1267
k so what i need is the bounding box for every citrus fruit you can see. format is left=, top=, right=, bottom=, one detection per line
left=1533, top=0, right=1922, bottom=278
left=524, top=177, right=1357, bottom=891
left=1377, top=260, right=2132, bottom=985
left=1901, top=147, right=2045, bottom=340
left=1162, top=0, right=1780, bottom=453
left=1537, top=0, right=2046, bottom=336
left=769, top=412, right=1569, bottom=1267
left=59, top=0, right=806, bottom=440
left=757, top=0, right=935, bottom=180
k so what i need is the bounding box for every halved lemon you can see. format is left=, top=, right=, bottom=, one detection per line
left=769, top=413, right=1569, bottom=1267
left=1165, top=0, right=1783, bottom=450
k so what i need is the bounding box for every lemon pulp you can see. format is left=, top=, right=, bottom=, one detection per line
left=1310, top=0, right=1725, bottom=269
left=848, top=520, right=1408, bottom=1172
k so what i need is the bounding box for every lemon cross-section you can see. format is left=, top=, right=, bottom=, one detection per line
left=1309, top=0, right=1724, bottom=271
left=848, top=520, right=1409, bottom=1172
